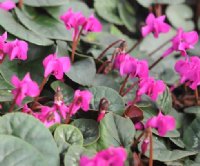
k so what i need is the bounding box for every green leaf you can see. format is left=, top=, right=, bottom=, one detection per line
left=51, top=81, right=74, bottom=103
left=0, top=113, right=60, bottom=166
left=72, top=119, right=100, bottom=146
left=66, top=58, right=96, bottom=86
left=64, top=145, right=95, bottom=166
left=136, top=0, right=185, bottom=7
left=15, top=8, right=72, bottom=41
left=184, top=106, right=200, bottom=115
left=153, top=129, right=180, bottom=138
left=0, top=44, right=55, bottom=84
left=183, top=117, right=200, bottom=151
left=142, top=136, right=197, bottom=162
left=156, top=87, right=172, bottom=114
left=0, top=135, right=47, bottom=166
left=92, top=74, right=120, bottom=91
left=118, top=0, right=136, bottom=32
left=0, top=10, right=53, bottom=46
left=170, top=137, right=185, bottom=148
left=89, top=86, right=125, bottom=115
left=166, top=4, right=194, bottom=31
left=54, top=124, right=84, bottom=153
left=23, top=0, right=71, bottom=7
left=45, top=1, right=93, bottom=20
left=0, top=76, right=13, bottom=102
left=97, top=112, right=135, bottom=150
left=94, top=0, right=123, bottom=25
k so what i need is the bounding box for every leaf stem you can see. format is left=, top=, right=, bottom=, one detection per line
left=149, top=57, right=163, bottom=70
left=18, top=0, right=23, bottom=9
left=148, top=39, right=171, bottom=57
left=97, top=39, right=124, bottom=60
left=149, top=127, right=153, bottom=166
left=119, top=74, right=130, bottom=95
left=8, top=91, right=20, bottom=113
left=126, top=38, right=143, bottom=54
left=195, top=89, right=199, bottom=104
left=121, top=81, right=138, bottom=97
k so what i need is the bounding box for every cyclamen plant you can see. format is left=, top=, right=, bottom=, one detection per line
left=0, top=0, right=200, bottom=166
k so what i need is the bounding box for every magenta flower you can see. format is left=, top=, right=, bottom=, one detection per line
left=114, top=53, right=126, bottom=70
left=84, top=14, right=102, bottom=32
left=0, top=0, right=15, bottom=11
left=11, top=73, right=40, bottom=106
left=43, top=54, right=71, bottom=80
left=134, top=122, right=144, bottom=130
left=80, top=147, right=127, bottom=166
left=163, top=28, right=199, bottom=57
left=69, top=90, right=93, bottom=115
left=137, top=77, right=165, bottom=101
left=146, top=111, right=176, bottom=136
left=141, top=13, right=170, bottom=38
left=4, top=39, right=28, bottom=60
left=175, top=56, right=200, bottom=90
left=133, top=60, right=149, bottom=78
left=119, top=56, right=137, bottom=76
left=97, top=110, right=106, bottom=122
left=36, top=106, right=61, bottom=128
left=60, top=8, right=86, bottom=38
left=0, top=32, right=7, bottom=60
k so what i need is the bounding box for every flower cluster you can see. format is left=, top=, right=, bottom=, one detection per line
left=11, top=73, right=40, bottom=106
left=114, top=53, right=165, bottom=101
left=22, top=89, right=92, bottom=127
left=141, top=13, right=171, bottom=38
left=0, top=32, right=28, bottom=61
left=80, top=147, right=127, bottom=166
left=175, top=56, right=200, bottom=90
left=60, top=8, right=102, bottom=39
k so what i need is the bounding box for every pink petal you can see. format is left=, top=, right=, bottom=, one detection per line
left=0, top=0, right=16, bottom=11
left=146, top=13, right=155, bottom=24
left=141, top=25, right=152, bottom=37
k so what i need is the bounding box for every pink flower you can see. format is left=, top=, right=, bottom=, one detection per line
left=84, top=14, right=102, bottom=32
left=175, top=56, right=200, bottom=90
left=11, top=73, right=40, bottom=106
left=60, top=8, right=86, bottom=38
left=43, top=54, right=71, bottom=80
left=119, top=56, right=137, bottom=76
left=141, top=13, right=170, bottom=38
left=37, top=106, right=61, bottom=127
left=163, top=28, right=199, bottom=57
left=80, top=147, right=127, bottom=166
left=141, top=138, right=149, bottom=154
left=137, top=77, right=165, bottom=101
left=114, top=53, right=126, bottom=70
left=0, top=0, right=15, bottom=11
left=0, top=32, right=7, bottom=60
left=69, top=90, right=93, bottom=115
left=146, top=112, right=176, bottom=136
left=132, top=60, right=149, bottom=78
left=4, top=39, right=28, bottom=60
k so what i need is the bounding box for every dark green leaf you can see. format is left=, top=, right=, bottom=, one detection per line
left=0, top=113, right=60, bottom=166
left=184, top=106, right=200, bottom=114
left=15, top=8, right=72, bottom=41
left=0, top=135, right=47, bottom=166
left=54, top=124, right=84, bottom=153
left=89, top=86, right=125, bottom=115
left=66, top=58, right=96, bottom=86
left=97, top=112, right=135, bottom=150
left=23, top=0, right=71, bottom=7
left=94, top=0, right=123, bottom=25
left=0, top=10, right=53, bottom=46
left=72, top=119, right=100, bottom=146
left=51, top=81, right=74, bottom=103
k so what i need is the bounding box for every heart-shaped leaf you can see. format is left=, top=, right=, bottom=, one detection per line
left=15, top=7, right=72, bottom=41
left=0, top=10, right=53, bottom=46
left=166, top=4, right=194, bottom=31
left=97, top=112, right=135, bottom=150
left=66, top=58, right=96, bottom=86
left=89, top=86, right=125, bottom=115
left=0, top=135, right=47, bottom=166
left=54, top=124, right=84, bottom=153
left=94, top=0, right=123, bottom=25
left=0, top=113, right=60, bottom=166
left=23, top=0, right=71, bottom=7
left=72, top=119, right=100, bottom=146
